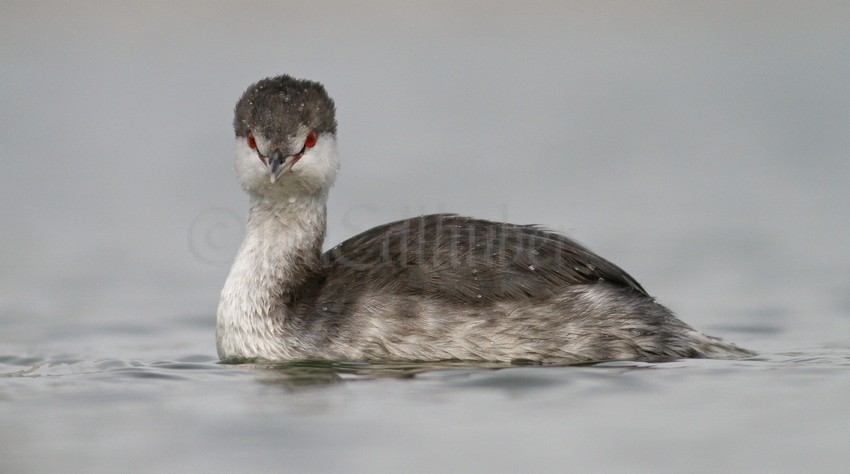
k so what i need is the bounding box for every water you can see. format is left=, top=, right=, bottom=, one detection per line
left=3, top=355, right=849, bottom=472
left=2, top=2, right=849, bottom=472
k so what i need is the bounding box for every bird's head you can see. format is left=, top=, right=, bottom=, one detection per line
left=232, top=75, right=339, bottom=198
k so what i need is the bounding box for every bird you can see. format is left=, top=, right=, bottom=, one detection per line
left=216, top=74, right=752, bottom=364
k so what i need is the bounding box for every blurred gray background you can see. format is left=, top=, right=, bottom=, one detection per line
left=1, top=1, right=848, bottom=353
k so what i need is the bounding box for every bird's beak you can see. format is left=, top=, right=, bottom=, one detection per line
left=267, top=150, right=302, bottom=183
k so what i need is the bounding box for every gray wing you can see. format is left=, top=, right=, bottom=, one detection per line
left=316, top=214, right=648, bottom=303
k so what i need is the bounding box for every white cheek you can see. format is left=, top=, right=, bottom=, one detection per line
left=232, top=134, right=340, bottom=197
left=234, top=137, right=268, bottom=190
left=295, top=134, right=340, bottom=187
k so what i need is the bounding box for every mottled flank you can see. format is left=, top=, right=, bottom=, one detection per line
left=216, top=75, right=753, bottom=364
left=280, top=214, right=752, bottom=363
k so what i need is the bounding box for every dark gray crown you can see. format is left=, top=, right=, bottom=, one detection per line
left=233, top=75, right=337, bottom=139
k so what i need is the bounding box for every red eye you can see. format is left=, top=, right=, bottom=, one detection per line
left=247, top=131, right=257, bottom=149
left=305, top=130, right=317, bottom=149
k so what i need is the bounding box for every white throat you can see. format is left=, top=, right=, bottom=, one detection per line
left=216, top=136, right=337, bottom=360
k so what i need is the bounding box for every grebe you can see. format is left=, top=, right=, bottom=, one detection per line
left=216, top=74, right=751, bottom=364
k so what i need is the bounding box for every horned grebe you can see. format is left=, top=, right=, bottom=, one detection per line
left=216, top=75, right=751, bottom=364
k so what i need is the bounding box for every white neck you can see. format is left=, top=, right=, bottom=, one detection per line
left=216, top=192, right=328, bottom=359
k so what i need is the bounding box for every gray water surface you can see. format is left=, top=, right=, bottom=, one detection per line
left=2, top=2, right=849, bottom=472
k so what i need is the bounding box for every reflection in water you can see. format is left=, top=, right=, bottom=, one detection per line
left=236, top=358, right=663, bottom=391
left=237, top=359, right=513, bottom=390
